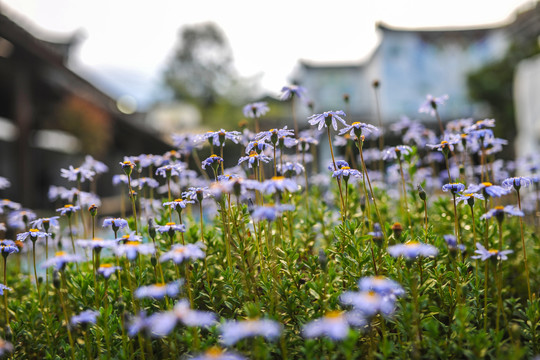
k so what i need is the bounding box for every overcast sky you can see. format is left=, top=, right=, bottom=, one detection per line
left=1, top=0, right=535, bottom=109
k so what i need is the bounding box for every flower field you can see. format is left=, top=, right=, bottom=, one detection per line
left=0, top=89, right=539, bottom=359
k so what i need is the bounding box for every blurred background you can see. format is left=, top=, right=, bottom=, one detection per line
left=0, top=0, right=538, bottom=209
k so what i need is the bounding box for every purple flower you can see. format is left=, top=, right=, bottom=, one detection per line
left=220, top=318, right=282, bottom=345
left=251, top=204, right=295, bottom=222
left=260, top=176, right=299, bottom=194
left=302, top=311, right=366, bottom=340
left=41, top=251, right=83, bottom=271
left=155, top=163, right=184, bottom=178
left=280, top=85, right=306, bottom=100
left=387, top=241, right=438, bottom=259
left=163, top=198, right=195, bottom=211
left=419, top=94, right=448, bottom=116
left=182, top=187, right=211, bottom=203
left=502, top=176, right=532, bottom=191
left=426, top=138, right=459, bottom=153
left=480, top=205, right=524, bottom=221
left=204, top=129, right=241, bottom=147
left=114, top=242, right=155, bottom=261
left=17, top=229, right=50, bottom=242
left=245, top=140, right=273, bottom=154
left=160, top=243, right=206, bottom=264
left=0, top=284, right=12, bottom=296
left=56, top=204, right=81, bottom=217
left=135, top=281, right=182, bottom=300
left=146, top=299, right=216, bottom=337
left=60, top=165, right=95, bottom=183
left=97, top=264, right=122, bottom=279
left=339, top=121, right=379, bottom=138
left=443, top=234, right=466, bottom=252
left=255, top=127, right=294, bottom=145
left=340, top=290, right=397, bottom=317
left=382, top=146, right=413, bottom=161
left=0, top=240, right=19, bottom=257
left=358, top=276, right=405, bottom=298
left=71, top=310, right=99, bottom=327
left=0, top=177, right=10, bottom=190
left=332, top=166, right=362, bottom=180
left=308, top=110, right=347, bottom=131
left=157, top=222, right=186, bottom=235
left=466, top=182, right=509, bottom=198
left=243, top=102, right=269, bottom=118
left=471, top=242, right=513, bottom=261
left=77, top=238, right=117, bottom=250
left=191, top=347, right=245, bottom=360
left=238, top=152, right=272, bottom=168
left=442, top=183, right=465, bottom=194
left=456, top=193, right=484, bottom=206
left=30, top=217, right=60, bottom=231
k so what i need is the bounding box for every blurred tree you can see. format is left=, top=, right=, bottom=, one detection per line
left=467, top=36, right=540, bottom=158
left=163, top=22, right=259, bottom=128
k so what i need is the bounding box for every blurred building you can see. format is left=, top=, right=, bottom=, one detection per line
left=293, top=3, right=540, bottom=137
left=0, top=11, right=171, bottom=208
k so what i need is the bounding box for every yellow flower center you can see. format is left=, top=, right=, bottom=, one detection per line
left=166, top=222, right=175, bottom=226
left=205, top=347, right=224, bottom=358
left=341, top=166, right=351, bottom=170
left=174, top=247, right=186, bottom=253
left=100, top=263, right=113, bottom=268
left=249, top=151, right=258, bottom=157
left=55, top=251, right=66, bottom=257
left=210, top=154, right=219, bottom=158
left=325, top=310, right=342, bottom=319
left=272, top=176, right=285, bottom=181
left=64, top=204, right=73, bottom=208
left=174, top=199, right=183, bottom=202
left=30, top=229, right=39, bottom=233
left=481, top=182, right=493, bottom=187
left=495, top=206, right=504, bottom=210
left=488, top=249, right=498, bottom=254
left=441, top=141, right=448, bottom=145
left=406, top=241, right=419, bottom=246
left=126, top=241, right=140, bottom=246
left=352, top=122, right=361, bottom=126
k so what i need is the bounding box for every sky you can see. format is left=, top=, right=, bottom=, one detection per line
left=1, top=0, right=535, bottom=110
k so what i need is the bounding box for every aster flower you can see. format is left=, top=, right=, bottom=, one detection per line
left=251, top=204, right=295, bottom=222
left=103, top=217, right=129, bottom=232
left=204, top=129, right=241, bottom=147
left=302, top=311, right=366, bottom=340
left=133, top=177, right=160, bottom=189
left=60, top=165, right=95, bottom=183
left=30, top=217, right=60, bottom=231
left=182, top=187, right=211, bottom=203
left=163, top=198, right=195, bottom=211
left=443, top=234, right=466, bottom=252
left=41, top=251, right=83, bottom=271
left=71, top=310, right=99, bottom=327
left=0, top=284, right=12, bottom=296
left=144, top=299, right=217, bottom=337
left=77, top=238, right=117, bottom=250
left=456, top=192, right=484, bottom=206
left=332, top=166, right=362, bottom=180
left=382, top=145, right=413, bottom=161
left=0, top=199, right=21, bottom=215
left=260, top=176, right=299, bottom=194
left=340, top=290, right=396, bottom=317
left=114, top=241, right=155, bottom=261
left=466, top=182, right=509, bottom=198
left=17, top=229, right=50, bottom=242
left=308, top=110, right=347, bottom=131
left=220, top=318, right=282, bottom=345
left=278, top=162, right=305, bottom=177
left=471, top=242, right=513, bottom=261
left=97, top=263, right=122, bottom=279
left=502, top=176, right=532, bottom=191
left=155, top=163, right=184, bottom=178
left=255, top=127, right=295, bottom=145
left=280, top=84, right=306, bottom=100
left=7, top=209, right=36, bottom=229
left=117, top=232, right=143, bottom=243
left=442, top=183, right=465, bottom=194
left=56, top=204, right=81, bottom=217
left=135, top=280, right=182, bottom=300
left=82, top=155, right=109, bottom=174
left=238, top=151, right=272, bottom=169
left=245, top=140, right=273, bottom=155
left=202, top=155, right=223, bottom=170
left=157, top=222, right=186, bottom=235
left=387, top=241, right=438, bottom=259
left=358, top=276, right=405, bottom=298
left=112, top=174, right=129, bottom=186
left=160, top=243, right=206, bottom=264
left=191, top=347, right=245, bottom=360
left=243, top=102, right=269, bottom=118
left=0, top=240, right=19, bottom=257
left=418, top=94, right=449, bottom=116
left=426, top=138, right=459, bottom=153
left=466, top=118, right=496, bottom=131
left=481, top=205, right=524, bottom=221
left=339, top=121, right=379, bottom=138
